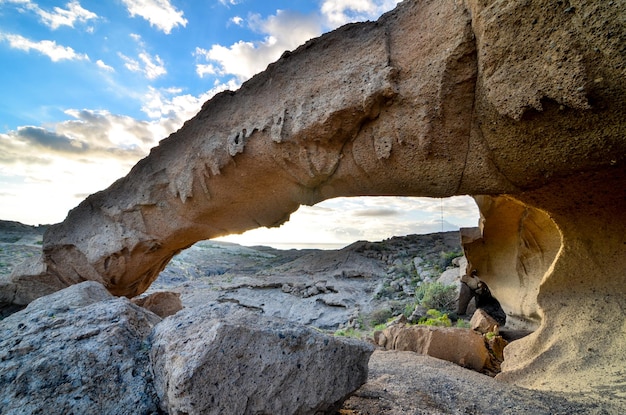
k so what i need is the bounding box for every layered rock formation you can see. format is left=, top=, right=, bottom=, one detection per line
left=4, top=0, right=626, bottom=406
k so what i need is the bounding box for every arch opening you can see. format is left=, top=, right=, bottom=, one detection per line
left=215, top=195, right=480, bottom=250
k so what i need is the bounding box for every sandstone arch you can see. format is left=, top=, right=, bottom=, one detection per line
left=5, top=0, right=626, bottom=404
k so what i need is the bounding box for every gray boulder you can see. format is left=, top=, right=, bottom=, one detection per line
left=0, top=281, right=161, bottom=415
left=150, top=303, right=373, bottom=415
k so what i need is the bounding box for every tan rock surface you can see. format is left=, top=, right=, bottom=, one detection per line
left=470, top=308, right=500, bottom=334
left=131, top=291, right=182, bottom=318
left=342, top=350, right=614, bottom=414
left=5, top=0, right=626, bottom=406
left=380, top=325, right=489, bottom=372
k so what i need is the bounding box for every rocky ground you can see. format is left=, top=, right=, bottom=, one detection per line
left=150, top=231, right=464, bottom=332
left=0, top=220, right=619, bottom=414
left=341, top=350, right=613, bottom=414
left=0, top=221, right=46, bottom=279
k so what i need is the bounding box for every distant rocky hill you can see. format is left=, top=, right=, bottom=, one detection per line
left=0, top=220, right=47, bottom=279
left=151, top=231, right=464, bottom=330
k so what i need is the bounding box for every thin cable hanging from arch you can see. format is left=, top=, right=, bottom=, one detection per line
left=440, top=198, right=444, bottom=233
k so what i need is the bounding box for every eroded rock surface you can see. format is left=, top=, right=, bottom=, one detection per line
left=376, top=325, right=489, bottom=372
left=131, top=290, right=182, bottom=318
left=0, top=282, right=161, bottom=414
left=342, top=350, right=616, bottom=414
left=150, top=303, right=373, bottom=415
left=15, top=0, right=481, bottom=299
left=4, top=0, right=626, bottom=407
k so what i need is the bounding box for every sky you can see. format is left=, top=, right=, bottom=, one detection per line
left=0, top=0, right=479, bottom=249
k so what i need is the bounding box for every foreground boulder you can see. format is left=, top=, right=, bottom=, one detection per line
left=0, top=282, right=161, bottom=414
left=376, top=325, right=489, bottom=372
left=150, top=303, right=373, bottom=415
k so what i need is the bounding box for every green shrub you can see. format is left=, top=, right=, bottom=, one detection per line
left=418, top=309, right=452, bottom=327
left=369, top=308, right=393, bottom=326
left=456, top=319, right=471, bottom=328
left=334, top=328, right=358, bottom=337
left=416, top=282, right=457, bottom=313
left=439, top=250, right=463, bottom=270
left=373, top=323, right=387, bottom=331
left=403, top=303, right=416, bottom=319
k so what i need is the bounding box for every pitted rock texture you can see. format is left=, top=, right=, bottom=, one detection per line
left=342, top=350, right=616, bottom=414
left=150, top=303, right=373, bottom=415
left=0, top=282, right=161, bottom=415
left=5, top=0, right=626, bottom=407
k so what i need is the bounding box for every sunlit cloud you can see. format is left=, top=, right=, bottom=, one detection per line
left=230, top=16, right=244, bottom=26
left=1, top=0, right=98, bottom=30
left=218, top=0, right=242, bottom=6
left=0, top=32, right=89, bottom=61
left=120, top=0, right=187, bottom=34
left=194, top=9, right=322, bottom=81
left=36, top=0, right=97, bottom=30
left=217, top=196, right=480, bottom=249
left=0, top=110, right=163, bottom=224
left=320, top=0, right=401, bottom=27
left=141, top=79, right=239, bottom=121
left=118, top=35, right=166, bottom=79
left=195, top=62, right=219, bottom=78
left=96, top=59, right=115, bottom=72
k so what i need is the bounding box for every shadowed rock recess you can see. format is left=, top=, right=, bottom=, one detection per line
left=3, top=0, right=625, bottom=408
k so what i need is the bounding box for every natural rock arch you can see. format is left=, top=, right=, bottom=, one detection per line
left=5, top=0, right=626, bottom=404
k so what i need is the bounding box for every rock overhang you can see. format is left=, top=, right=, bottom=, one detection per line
left=2, top=0, right=625, bottom=405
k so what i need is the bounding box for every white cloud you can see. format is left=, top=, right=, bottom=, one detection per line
left=139, top=52, right=166, bottom=79
left=96, top=59, right=115, bottom=72
left=130, top=33, right=143, bottom=44
left=0, top=77, right=251, bottom=225
left=1, top=0, right=97, bottom=30
left=36, top=0, right=97, bottom=30
left=118, top=50, right=166, bottom=80
left=217, top=196, right=480, bottom=249
left=118, top=33, right=166, bottom=79
left=141, top=79, right=239, bottom=121
left=195, top=9, right=322, bottom=81
left=218, top=0, right=242, bottom=6
left=120, top=0, right=187, bottom=34
left=320, top=0, right=401, bottom=27
left=194, top=1, right=401, bottom=83
left=230, top=16, right=243, bottom=26
left=0, top=32, right=89, bottom=61
left=195, top=62, right=218, bottom=78
left=0, top=109, right=168, bottom=224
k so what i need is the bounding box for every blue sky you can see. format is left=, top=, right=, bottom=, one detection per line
left=0, top=0, right=478, bottom=248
